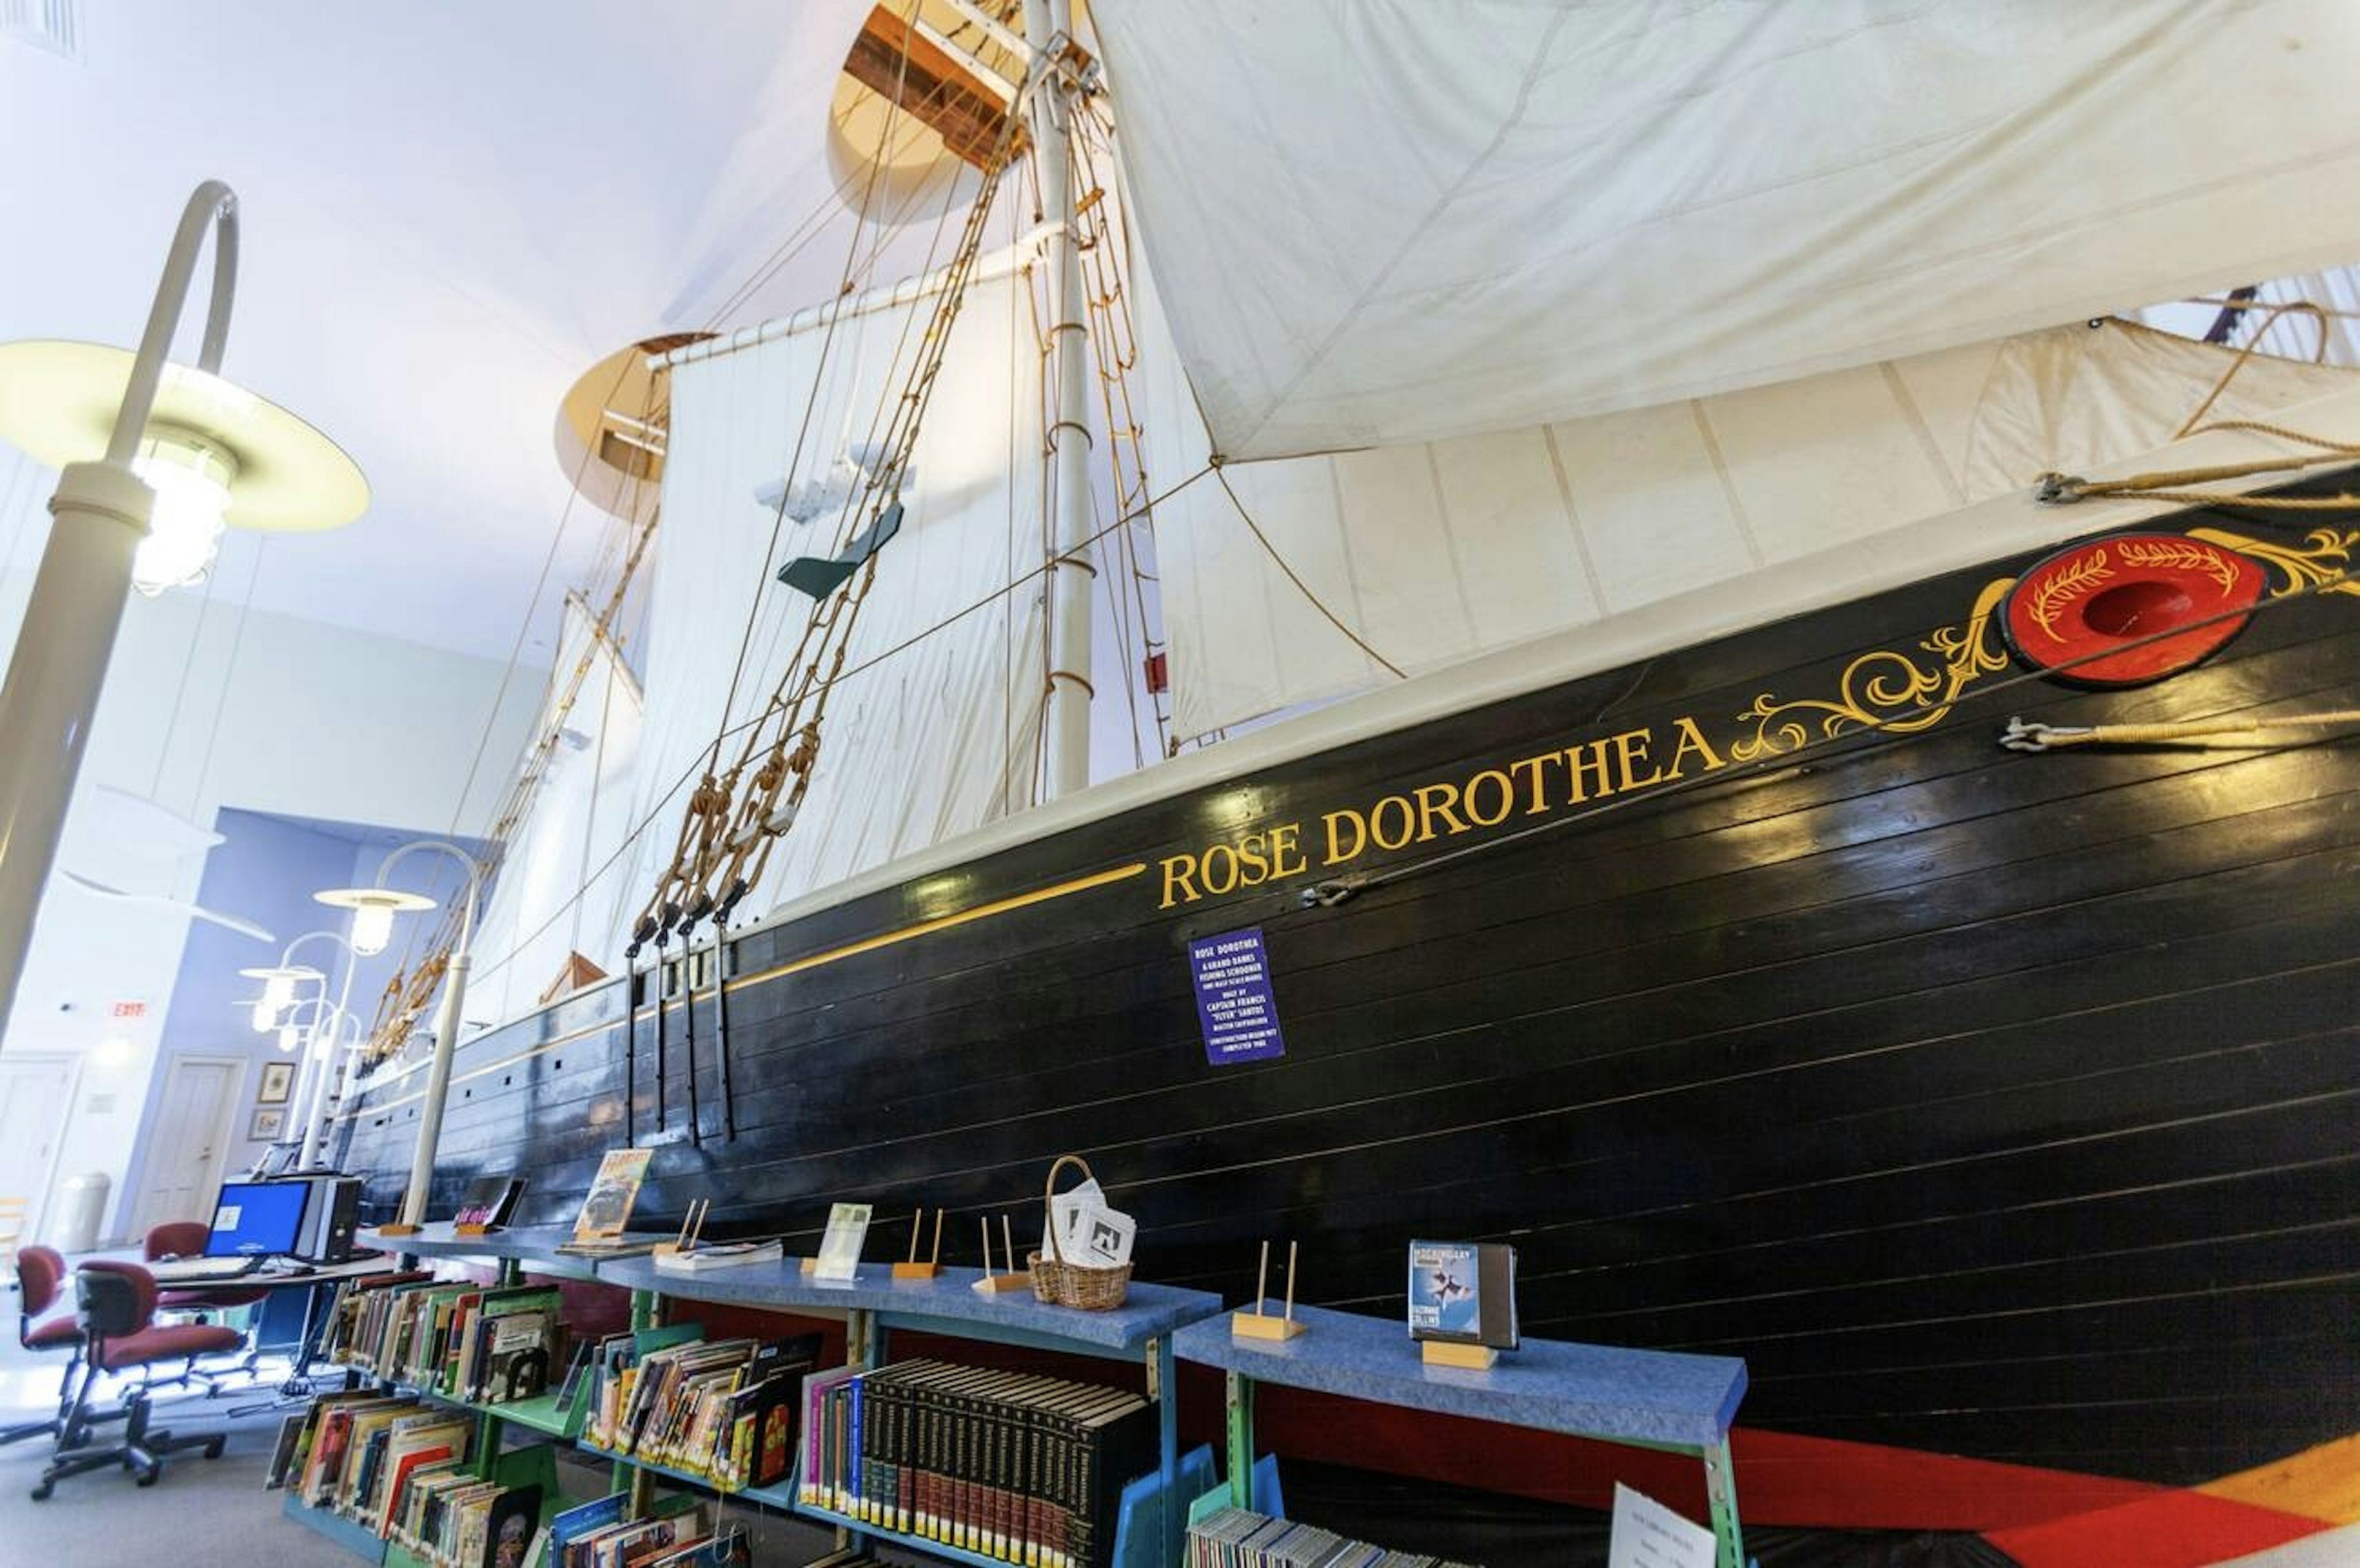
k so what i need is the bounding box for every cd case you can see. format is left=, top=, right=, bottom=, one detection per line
left=1407, top=1239, right=1519, bottom=1349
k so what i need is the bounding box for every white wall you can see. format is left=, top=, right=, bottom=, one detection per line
left=0, top=445, right=548, bottom=1242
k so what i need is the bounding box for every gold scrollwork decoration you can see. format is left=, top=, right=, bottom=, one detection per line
left=2024, top=547, right=2113, bottom=643
left=1729, top=578, right=2016, bottom=762
left=2186, top=525, right=2360, bottom=598
left=2114, top=537, right=2241, bottom=597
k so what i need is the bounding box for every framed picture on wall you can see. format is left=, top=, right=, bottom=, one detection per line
left=258, top=1062, right=296, bottom=1104
left=250, top=1107, right=287, bottom=1142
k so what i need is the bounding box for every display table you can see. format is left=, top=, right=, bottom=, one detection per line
left=355, top=1223, right=667, bottom=1282
left=1174, top=1301, right=1748, bottom=1567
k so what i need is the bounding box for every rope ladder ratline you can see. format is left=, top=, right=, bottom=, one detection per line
left=361, top=26, right=1027, bottom=1066
left=629, top=42, right=1048, bottom=968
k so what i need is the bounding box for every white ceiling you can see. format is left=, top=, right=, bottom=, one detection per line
left=0, top=0, right=951, bottom=665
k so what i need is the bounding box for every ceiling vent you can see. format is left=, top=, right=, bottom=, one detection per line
left=1, top=0, right=77, bottom=59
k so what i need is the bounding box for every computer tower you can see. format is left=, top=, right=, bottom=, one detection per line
left=286, top=1174, right=364, bottom=1262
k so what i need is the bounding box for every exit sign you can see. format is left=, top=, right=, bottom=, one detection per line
left=109, top=1000, right=146, bottom=1019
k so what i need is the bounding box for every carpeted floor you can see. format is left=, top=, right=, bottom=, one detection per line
left=0, top=1333, right=852, bottom=1568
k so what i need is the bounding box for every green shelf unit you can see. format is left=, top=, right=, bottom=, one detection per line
left=573, top=1441, right=798, bottom=1513
left=478, top=1387, right=587, bottom=1441
left=283, top=1491, right=391, bottom=1564
left=588, top=1256, right=1226, bottom=1568
left=795, top=1497, right=1019, bottom=1568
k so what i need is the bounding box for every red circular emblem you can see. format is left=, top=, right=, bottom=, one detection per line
left=2001, top=532, right=2267, bottom=686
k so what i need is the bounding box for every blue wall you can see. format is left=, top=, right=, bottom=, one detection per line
left=114, top=810, right=489, bottom=1238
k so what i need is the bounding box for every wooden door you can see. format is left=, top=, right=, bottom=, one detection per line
left=130, top=1055, right=245, bottom=1241
left=0, top=1053, right=76, bottom=1245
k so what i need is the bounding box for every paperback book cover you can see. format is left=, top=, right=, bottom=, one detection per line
left=572, top=1149, right=654, bottom=1242
left=1406, top=1239, right=1519, bottom=1349
left=482, top=1483, right=543, bottom=1568
left=454, top=1175, right=528, bottom=1230
left=812, top=1202, right=871, bottom=1282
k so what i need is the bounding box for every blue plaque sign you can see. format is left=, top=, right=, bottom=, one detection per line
left=1188, top=927, right=1287, bottom=1065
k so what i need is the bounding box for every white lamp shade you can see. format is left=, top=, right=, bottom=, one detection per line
left=250, top=997, right=279, bottom=1032
left=0, top=341, right=368, bottom=532
left=315, top=885, right=435, bottom=957
left=277, top=1024, right=301, bottom=1053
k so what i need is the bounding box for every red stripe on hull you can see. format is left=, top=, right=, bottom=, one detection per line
left=1988, top=1492, right=2327, bottom=1568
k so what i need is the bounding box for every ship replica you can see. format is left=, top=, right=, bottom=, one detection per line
left=334, top=1, right=2360, bottom=1552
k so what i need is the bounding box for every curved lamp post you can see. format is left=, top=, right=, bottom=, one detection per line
left=272, top=990, right=336, bottom=1136
left=317, top=838, right=485, bottom=1230
left=0, top=181, right=368, bottom=1041
left=241, top=927, right=362, bottom=1166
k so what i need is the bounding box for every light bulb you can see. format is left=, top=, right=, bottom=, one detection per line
left=259, top=971, right=297, bottom=1013
left=278, top=1024, right=301, bottom=1053
left=251, top=998, right=279, bottom=1032
left=129, top=429, right=236, bottom=596
left=350, top=900, right=396, bottom=956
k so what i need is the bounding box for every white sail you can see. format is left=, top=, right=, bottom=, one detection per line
left=1093, top=0, right=2360, bottom=460
left=1135, top=254, right=2360, bottom=738
left=465, top=594, right=645, bottom=1025
left=612, top=253, right=1049, bottom=935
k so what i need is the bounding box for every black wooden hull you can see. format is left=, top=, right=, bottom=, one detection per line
left=339, top=500, right=2360, bottom=1508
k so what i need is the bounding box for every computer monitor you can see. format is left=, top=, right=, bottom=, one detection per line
left=202, top=1180, right=311, bottom=1258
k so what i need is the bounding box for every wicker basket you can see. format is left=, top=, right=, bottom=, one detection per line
left=1028, top=1154, right=1132, bottom=1310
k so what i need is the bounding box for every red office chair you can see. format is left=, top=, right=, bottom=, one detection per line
left=145, top=1219, right=268, bottom=1394
left=1, top=1245, right=82, bottom=1448
left=33, top=1260, right=234, bottom=1499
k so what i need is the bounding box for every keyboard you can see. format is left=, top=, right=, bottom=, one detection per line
left=149, top=1255, right=267, bottom=1283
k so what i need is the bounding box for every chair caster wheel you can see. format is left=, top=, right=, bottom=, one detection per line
left=30, top=1481, right=52, bottom=1502
left=135, top=1465, right=160, bottom=1487
left=204, top=1437, right=225, bottom=1459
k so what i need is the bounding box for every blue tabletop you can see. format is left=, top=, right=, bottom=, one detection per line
left=358, top=1224, right=667, bottom=1280
left=594, top=1256, right=1222, bottom=1354
left=1174, top=1302, right=1745, bottom=1449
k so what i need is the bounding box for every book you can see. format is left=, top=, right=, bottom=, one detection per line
left=483, top=1483, right=544, bottom=1568
left=486, top=1311, right=556, bottom=1403
left=573, top=1148, right=655, bottom=1242
left=1406, top=1239, right=1519, bottom=1350
left=548, top=1492, right=627, bottom=1568
left=651, top=1237, right=784, bottom=1273
left=266, top=1411, right=305, bottom=1489
left=454, top=1175, right=529, bottom=1231
left=812, top=1202, right=870, bottom=1282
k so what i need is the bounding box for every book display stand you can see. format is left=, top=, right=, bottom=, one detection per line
left=892, top=1207, right=945, bottom=1279
left=970, top=1213, right=1031, bottom=1295
left=295, top=1223, right=1222, bottom=1568
left=1229, top=1241, right=1305, bottom=1343
left=1175, top=1303, right=1750, bottom=1568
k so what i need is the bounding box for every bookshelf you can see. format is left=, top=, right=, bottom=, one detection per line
left=592, top=1255, right=1222, bottom=1568
left=1173, top=1300, right=1750, bottom=1568
left=280, top=1235, right=642, bottom=1556
left=297, top=1232, right=1222, bottom=1567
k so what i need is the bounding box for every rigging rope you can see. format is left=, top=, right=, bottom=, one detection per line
left=1214, top=466, right=1408, bottom=680
left=1998, top=709, right=2360, bottom=750
left=2040, top=420, right=2360, bottom=512
left=462, top=461, right=1215, bottom=989
left=630, top=47, right=1048, bottom=946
